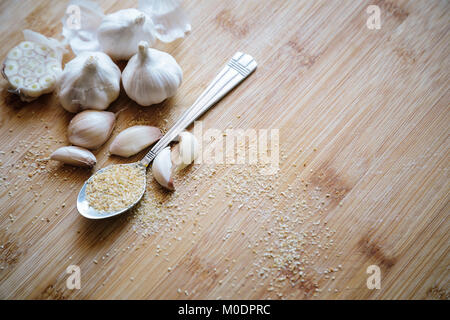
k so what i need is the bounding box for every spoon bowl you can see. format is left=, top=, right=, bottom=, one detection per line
left=77, top=163, right=147, bottom=219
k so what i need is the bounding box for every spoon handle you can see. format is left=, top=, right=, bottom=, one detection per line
left=140, top=52, right=257, bottom=167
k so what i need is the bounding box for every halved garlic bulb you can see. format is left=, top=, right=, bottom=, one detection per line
left=62, top=0, right=190, bottom=58
left=68, top=110, right=116, bottom=149
left=57, top=51, right=121, bottom=113
left=109, top=125, right=162, bottom=157
left=97, top=9, right=156, bottom=60
left=152, top=131, right=198, bottom=190
left=2, top=30, right=65, bottom=101
left=50, top=146, right=96, bottom=167
left=122, top=41, right=182, bottom=106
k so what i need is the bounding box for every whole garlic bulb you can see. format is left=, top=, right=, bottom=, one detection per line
left=97, top=9, right=156, bottom=60
left=122, top=41, right=182, bottom=106
left=57, top=51, right=121, bottom=113
left=68, top=110, right=115, bottom=149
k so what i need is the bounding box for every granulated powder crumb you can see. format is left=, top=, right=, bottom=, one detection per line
left=86, top=164, right=146, bottom=212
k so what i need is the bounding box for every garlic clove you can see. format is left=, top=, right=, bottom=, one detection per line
left=171, top=131, right=199, bottom=171
left=152, top=147, right=174, bottom=190
left=109, top=125, right=162, bottom=157
left=50, top=146, right=96, bottom=167
left=152, top=131, right=198, bottom=190
left=57, top=51, right=121, bottom=113
left=138, top=0, right=191, bottom=42
left=97, top=9, right=156, bottom=60
left=68, top=110, right=115, bottom=149
left=62, top=0, right=104, bottom=54
left=2, top=30, right=65, bottom=102
left=122, top=41, right=182, bottom=106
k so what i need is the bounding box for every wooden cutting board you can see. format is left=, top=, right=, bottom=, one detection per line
left=0, top=0, right=448, bottom=299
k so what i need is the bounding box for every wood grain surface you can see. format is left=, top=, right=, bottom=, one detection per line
left=0, top=0, right=448, bottom=299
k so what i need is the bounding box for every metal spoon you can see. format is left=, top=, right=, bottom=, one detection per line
left=77, top=52, right=257, bottom=219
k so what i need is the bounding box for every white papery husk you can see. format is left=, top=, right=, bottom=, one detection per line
left=62, top=0, right=104, bottom=54
left=62, top=0, right=190, bottom=58
left=138, top=0, right=191, bottom=43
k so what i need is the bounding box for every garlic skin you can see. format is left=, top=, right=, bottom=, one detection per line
left=62, top=0, right=104, bottom=54
left=57, top=51, right=121, bottom=113
left=152, top=131, right=198, bottom=190
left=138, top=0, right=191, bottom=42
left=97, top=9, right=156, bottom=60
left=122, top=41, right=182, bottom=106
left=109, top=125, right=162, bottom=157
left=50, top=146, right=96, bottom=167
left=68, top=110, right=115, bottom=149
left=152, top=147, right=174, bottom=190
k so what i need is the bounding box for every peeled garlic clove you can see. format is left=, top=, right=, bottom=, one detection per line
left=109, top=125, right=162, bottom=157
left=122, top=41, right=182, bottom=106
left=50, top=146, right=96, bottom=167
left=68, top=110, right=115, bottom=149
left=97, top=9, right=156, bottom=60
left=171, top=131, right=199, bottom=171
left=152, top=147, right=174, bottom=190
left=2, top=30, right=65, bottom=102
left=138, top=0, right=191, bottom=42
left=57, top=51, right=121, bottom=113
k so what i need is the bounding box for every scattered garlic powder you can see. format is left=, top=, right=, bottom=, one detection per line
left=86, top=164, right=146, bottom=212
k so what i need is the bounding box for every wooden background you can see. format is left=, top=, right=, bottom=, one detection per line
left=0, top=0, right=448, bottom=299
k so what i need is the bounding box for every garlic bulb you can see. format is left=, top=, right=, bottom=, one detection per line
left=122, top=41, right=182, bottom=106
left=152, top=131, right=198, bottom=190
left=97, top=9, right=155, bottom=60
left=57, top=51, right=121, bottom=113
left=109, top=125, right=162, bottom=157
left=50, top=146, right=96, bottom=167
left=152, top=147, right=174, bottom=190
left=68, top=110, right=115, bottom=149
left=2, top=30, right=65, bottom=102
left=62, top=0, right=190, bottom=58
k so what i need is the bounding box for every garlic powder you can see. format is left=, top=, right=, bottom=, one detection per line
left=86, top=164, right=146, bottom=212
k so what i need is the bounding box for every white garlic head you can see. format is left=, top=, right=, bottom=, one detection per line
left=122, top=41, right=182, bottom=106
left=97, top=9, right=156, bottom=60
left=57, top=51, right=121, bottom=113
left=68, top=110, right=116, bottom=149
